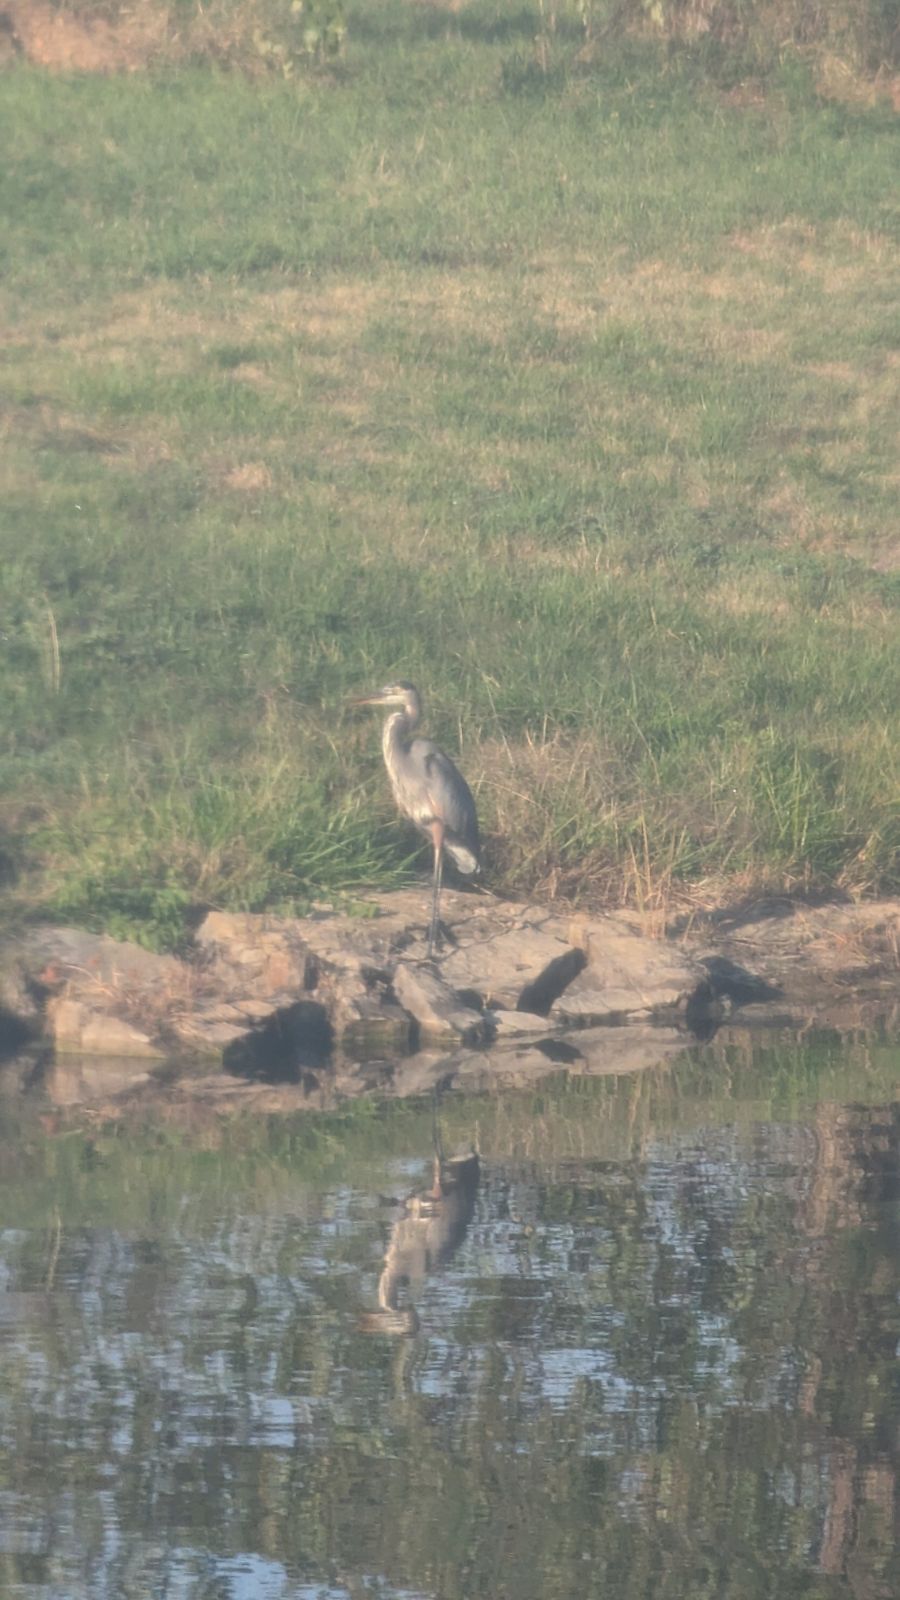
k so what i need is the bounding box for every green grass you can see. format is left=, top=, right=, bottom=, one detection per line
left=1, top=3, right=898, bottom=945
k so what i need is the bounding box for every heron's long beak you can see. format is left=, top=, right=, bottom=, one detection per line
left=349, top=688, right=405, bottom=708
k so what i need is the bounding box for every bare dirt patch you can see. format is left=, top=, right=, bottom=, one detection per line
left=2, top=401, right=123, bottom=458
left=279, top=282, right=383, bottom=343
left=530, top=254, right=787, bottom=349
left=223, top=461, right=273, bottom=493
left=765, top=479, right=821, bottom=543
left=815, top=53, right=900, bottom=111
left=712, top=578, right=794, bottom=620
left=869, top=540, right=900, bottom=573
left=226, top=362, right=281, bottom=392
left=4, top=1, right=166, bottom=72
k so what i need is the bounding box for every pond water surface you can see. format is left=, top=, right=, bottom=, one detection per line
left=0, top=1026, right=898, bottom=1600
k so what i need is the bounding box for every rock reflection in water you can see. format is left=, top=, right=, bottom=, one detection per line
left=360, top=1148, right=480, bottom=1336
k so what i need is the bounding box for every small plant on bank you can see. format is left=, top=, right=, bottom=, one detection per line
left=253, top=0, right=346, bottom=75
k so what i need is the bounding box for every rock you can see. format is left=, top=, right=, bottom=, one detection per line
left=197, top=898, right=425, bottom=983
left=333, top=994, right=411, bottom=1056
left=550, top=984, right=638, bottom=1024
left=392, top=963, right=486, bottom=1044
left=686, top=898, right=900, bottom=1024
left=439, top=921, right=585, bottom=1012
left=17, top=925, right=184, bottom=998
left=713, top=897, right=899, bottom=957
left=185, top=898, right=705, bottom=1065
left=552, top=912, right=707, bottom=1025
left=7, top=891, right=895, bottom=1095
left=4, top=929, right=187, bottom=1059
left=194, top=910, right=314, bottom=998
left=486, top=1008, right=560, bottom=1037
left=0, top=946, right=42, bottom=1032
left=170, top=1008, right=255, bottom=1055
left=698, top=956, right=782, bottom=1007
left=231, top=998, right=282, bottom=1021
left=194, top=910, right=409, bottom=1056
left=46, top=996, right=165, bottom=1058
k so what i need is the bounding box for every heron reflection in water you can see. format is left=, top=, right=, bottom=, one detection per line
left=349, top=681, right=481, bottom=956
left=360, top=1148, right=480, bottom=1337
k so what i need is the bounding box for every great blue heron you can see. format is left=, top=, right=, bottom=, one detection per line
left=350, top=681, right=481, bottom=956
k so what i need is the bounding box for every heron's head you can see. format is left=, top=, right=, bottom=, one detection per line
left=349, top=680, right=421, bottom=716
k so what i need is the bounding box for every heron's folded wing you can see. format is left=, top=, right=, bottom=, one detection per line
left=422, top=748, right=481, bottom=873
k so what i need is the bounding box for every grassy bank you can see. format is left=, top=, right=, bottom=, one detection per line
left=1, top=2, right=898, bottom=946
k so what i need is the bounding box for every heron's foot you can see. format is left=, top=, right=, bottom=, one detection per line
left=426, top=919, right=462, bottom=959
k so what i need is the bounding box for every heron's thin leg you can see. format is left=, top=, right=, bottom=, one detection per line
left=427, top=1091, right=445, bottom=1197
left=425, top=1153, right=444, bottom=1200
left=427, top=822, right=444, bottom=957
left=431, top=1089, right=444, bottom=1165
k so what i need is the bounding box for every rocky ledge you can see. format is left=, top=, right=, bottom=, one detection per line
left=1, top=891, right=897, bottom=1101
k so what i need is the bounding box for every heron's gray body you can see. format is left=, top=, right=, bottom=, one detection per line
left=381, top=712, right=480, bottom=876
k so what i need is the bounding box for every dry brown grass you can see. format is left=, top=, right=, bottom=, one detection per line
left=2, top=0, right=320, bottom=75
left=5, top=0, right=169, bottom=74
left=222, top=460, right=273, bottom=493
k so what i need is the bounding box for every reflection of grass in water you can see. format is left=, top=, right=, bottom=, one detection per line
left=3, top=1031, right=898, bottom=1231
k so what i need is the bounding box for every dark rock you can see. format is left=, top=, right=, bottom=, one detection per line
left=700, top=955, right=783, bottom=1006
left=392, top=963, right=486, bottom=1044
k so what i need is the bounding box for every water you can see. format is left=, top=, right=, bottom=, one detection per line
left=0, top=1026, right=898, bottom=1600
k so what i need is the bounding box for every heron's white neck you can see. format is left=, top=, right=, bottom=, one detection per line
left=382, top=705, right=418, bottom=765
